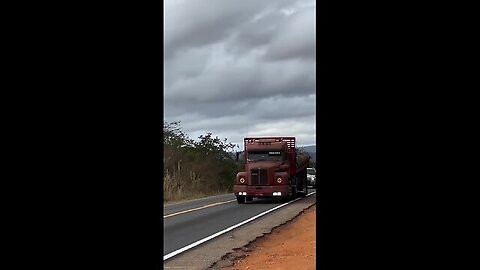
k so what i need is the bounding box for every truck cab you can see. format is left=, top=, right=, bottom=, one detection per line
left=234, top=137, right=309, bottom=204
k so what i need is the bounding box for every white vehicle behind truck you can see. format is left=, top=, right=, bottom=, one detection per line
left=307, top=167, right=316, bottom=189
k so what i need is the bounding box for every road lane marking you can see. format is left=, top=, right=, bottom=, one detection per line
left=164, top=193, right=232, bottom=207
left=163, top=199, right=237, bottom=218
left=164, top=191, right=316, bottom=261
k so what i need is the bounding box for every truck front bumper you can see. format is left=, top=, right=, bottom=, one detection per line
left=233, top=185, right=290, bottom=197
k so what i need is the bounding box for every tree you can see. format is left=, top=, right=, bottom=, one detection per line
left=164, top=121, right=194, bottom=149
left=163, top=121, right=239, bottom=201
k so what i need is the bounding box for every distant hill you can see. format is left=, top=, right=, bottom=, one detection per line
left=306, top=152, right=316, bottom=162
left=299, top=145, right=316, bottom=153
left=299, top=145, right=316, bottom=162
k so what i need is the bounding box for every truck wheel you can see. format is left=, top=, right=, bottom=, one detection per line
left=298, top=186, right=307, bottom=197
left=275, top=196, right=288, bottom=203
left=299, top=181, right=308, bottom=197
left=246, top=196, right=253, bottom=202
left=290, top=186, right=297, bottom=200
left=237, top=196, right=245, bottom=204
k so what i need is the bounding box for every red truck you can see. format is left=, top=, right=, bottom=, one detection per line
left=234, top=137, right=310, bottom=203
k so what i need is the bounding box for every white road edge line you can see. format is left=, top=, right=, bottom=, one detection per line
left=163, top=191, right=316, bottom=261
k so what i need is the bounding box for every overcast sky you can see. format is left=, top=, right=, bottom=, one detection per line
left=164, top=0, right=316, bottom=149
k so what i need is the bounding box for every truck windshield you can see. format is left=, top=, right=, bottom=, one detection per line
left=307, top=168, right=315, bottom=175
left=247, top=151, right=283, bottom=162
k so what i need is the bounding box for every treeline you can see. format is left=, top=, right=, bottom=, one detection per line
left=163, top=121, right=241, bottom=202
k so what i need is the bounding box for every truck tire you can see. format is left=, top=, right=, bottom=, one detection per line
left=303, top=182, right=308, bottom=196
left=290, top=186, right=297, bottom=200
left=298, top=171, right=308, bottom=196
left=298, top=183, right=307, bottom=197
left=237, top=196, right=245, bottom=204
left=246, top=196, right=253, bottom=202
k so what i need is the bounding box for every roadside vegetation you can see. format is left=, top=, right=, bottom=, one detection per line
left=163, top=121, right=242, bottom=203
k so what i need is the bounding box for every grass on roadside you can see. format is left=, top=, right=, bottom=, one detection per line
left=163, top=173, right=232, bottom=204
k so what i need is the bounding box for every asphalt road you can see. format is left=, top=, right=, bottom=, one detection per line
left=163, top=188, right=316, bottom=256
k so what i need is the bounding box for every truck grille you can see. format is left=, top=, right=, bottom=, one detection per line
left=251, top=169, right=268, bottom=185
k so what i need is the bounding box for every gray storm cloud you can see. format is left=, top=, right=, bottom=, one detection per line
left=165, top=0, right=316, bottom=147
